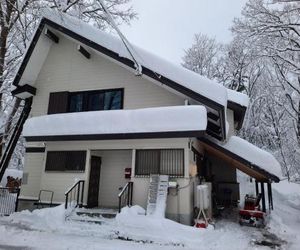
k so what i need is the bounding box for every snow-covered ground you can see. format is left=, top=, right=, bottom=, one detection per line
left=0, top=173, right=299, bottom=250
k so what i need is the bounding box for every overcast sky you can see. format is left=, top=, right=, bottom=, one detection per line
left=121, top=0, right=248, bottom=65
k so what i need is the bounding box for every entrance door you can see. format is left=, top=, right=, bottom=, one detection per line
left=87, top=156, right=101, bottom=208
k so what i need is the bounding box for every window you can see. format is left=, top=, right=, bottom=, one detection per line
left=135, top=149, right=184, bottom=177
left=68, top=88, right=123, bottom=112
left=45, top=151, right=86, bottom=172
left=69, top=93, right=84, bottom=112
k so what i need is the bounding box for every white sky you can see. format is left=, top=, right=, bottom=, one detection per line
left=121, top=0, right=248, bottom=65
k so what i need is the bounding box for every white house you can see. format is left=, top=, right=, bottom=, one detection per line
left=11, top=11, right=281, bottom=225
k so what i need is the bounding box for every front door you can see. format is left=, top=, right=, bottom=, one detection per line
left=87, top=156, right=101, bottom=208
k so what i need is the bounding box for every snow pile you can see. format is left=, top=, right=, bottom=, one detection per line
left=23, top=106, right=207, bottom=137
left=3, top=204, right=255, bottom=249
left=221, top=136, right=282, bottom=179
left=116, top=205, right=209, bottom=246
left=9, top=204, right=66, bottom=231
left=227, top=89, right=249, bottom=108
left=269, top=180, right=300, bottom=250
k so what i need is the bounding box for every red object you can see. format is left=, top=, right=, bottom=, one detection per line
left=195, top=219, right=208, bottom=228
left=239, top=209, right=264, bottom=219
left=239, top=194, right=265, bottom=227
left=195, top=222, right=207, bottom=228
left=125, top=168, right=132, bottom=179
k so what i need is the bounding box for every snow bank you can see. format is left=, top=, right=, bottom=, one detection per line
left=116, top=205, right=208, bottom=246
left=33, top=10, right=228, bottom=107
left=9, top=204, right=66, bottom=231
left=267, top=180, right=300, bottom=249
left=227, top=89, right=249, bottom=108
left=23, top=106, right=207, bottom=137
left=2, top=203, right=281, bottom=249
left=221, top=136, right=282, bottom=179
left=272, top=180, right=300, bottom=207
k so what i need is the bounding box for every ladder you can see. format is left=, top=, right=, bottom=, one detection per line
left=0, top=98, right=32, bottom=182
left=147, top=175, right=169, bottom=218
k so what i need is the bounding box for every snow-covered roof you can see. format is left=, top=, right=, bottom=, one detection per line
left=23, top=106, right=207, bottom=140
left=14, top=10, right=227, bottom=108
left=200, top=136, right=282, bottom=182
left=227, top=89, right=249, bottom=108
left=220, top=136, right=282, bottom=181
left=12, top=10, right=250, bottom=141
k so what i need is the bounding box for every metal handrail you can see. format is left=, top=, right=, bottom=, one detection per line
left=118, top=182, right=133, bottom=213
left=118, top=182, right=129, bottom=198
left=65, top=180, right=85, bottom=209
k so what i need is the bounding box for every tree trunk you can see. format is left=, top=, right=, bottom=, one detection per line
left=298, top=100, right=300, bottom=145
left=0, top=26, right=8, bottom=157
left=0, top=26, right=8, bottom=109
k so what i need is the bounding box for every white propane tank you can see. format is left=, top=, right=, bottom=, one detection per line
left=202, top=185, right=209, bottom=210
left=196, top=184, right=209, bottom=210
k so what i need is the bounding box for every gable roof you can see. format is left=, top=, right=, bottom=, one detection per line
left=11, top=10, right=247, bottom=141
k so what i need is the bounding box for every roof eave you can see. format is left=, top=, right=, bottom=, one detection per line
left=24, top=130, right=206, bottom=142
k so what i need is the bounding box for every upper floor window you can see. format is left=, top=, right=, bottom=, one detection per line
left=69, top=89, right=123, bottom=112
left=48, top=88, right=123, bottom=114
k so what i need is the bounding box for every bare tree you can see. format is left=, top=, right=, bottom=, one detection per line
left=182, top=33, right=223, bottom=80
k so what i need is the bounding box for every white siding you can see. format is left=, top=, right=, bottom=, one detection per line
left=29, top=138, right=188, bottom=203
left=30, top=36, right=184, bottom=117
left=21, top=153, right=45, bottom=198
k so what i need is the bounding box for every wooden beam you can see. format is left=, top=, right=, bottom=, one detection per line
left=11, top=84, right=36, bottom=99
left=45, top=28, right=59, bottom=43
left=77, top=45, right=91, bottom=59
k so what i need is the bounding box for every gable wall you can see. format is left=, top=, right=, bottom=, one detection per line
left=30, top=35, right=184, bottom=117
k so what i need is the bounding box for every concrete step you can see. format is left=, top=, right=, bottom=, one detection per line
left=66, top=207, right=118, bottom=224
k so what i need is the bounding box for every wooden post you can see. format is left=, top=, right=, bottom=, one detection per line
left=261, top=182, right=266, bottom=212
left=267, top=183, right=273, bottom=210
left=255, top=180, right=259, bottom=196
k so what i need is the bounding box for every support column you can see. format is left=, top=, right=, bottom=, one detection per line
left=261, top=182, right=266, bottom=212
left=255, top=181, right=259, bottom=196
left=267, top=183, right=273, bottom=210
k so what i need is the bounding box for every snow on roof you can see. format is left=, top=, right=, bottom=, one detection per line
left=23, top=106, right=207, bottom=137
left=38, top=10, right=228, bottom=107
left=227, top=89, right=249, bottom=108
left=220, top=136, right=282, bottom=179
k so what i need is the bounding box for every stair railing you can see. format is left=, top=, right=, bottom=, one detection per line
left=118, top=182, right=133, bottom=213
left=65, top=180, right=85, bottom=210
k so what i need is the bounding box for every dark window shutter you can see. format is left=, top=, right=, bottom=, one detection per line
left=135, top=149, right=184, bottom=177
left=48, top=91, right=69, bottom=114
left=45, top=151, right=86, bottom=171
